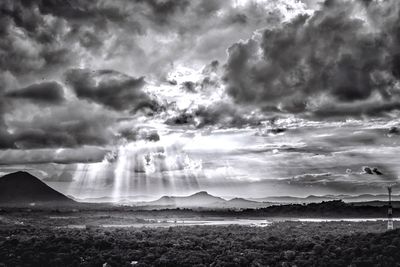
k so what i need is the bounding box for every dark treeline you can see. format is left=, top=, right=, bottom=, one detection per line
left=239, top=200, right=393, bottom=218
left=1, top=200, right=393, bottom=218
left=0, top=221, right=398, bottom=267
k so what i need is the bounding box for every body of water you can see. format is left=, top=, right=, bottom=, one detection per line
left=59, top=217, right=400, bottom=229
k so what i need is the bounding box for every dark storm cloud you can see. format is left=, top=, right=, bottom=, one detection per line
left=0, top=1, right=76, bottom=77
left=34, top=0, right=190, bottom=34
left=0, top=0, right=190, bottom=150
left=176, top=60, right=222, bottom=94
left=134, top=0, right=190, bottom=24
left=181, top=81, right=197, bottom=93
left=116, top=126, right=160, bottom=142
left=198, top=60, right=222, bottom=91
left=312, top=101, right=400, bottom=118
left=0, top=0, right=294, bottom=83
left=0, top=93, right=119, bottom=150
left=37, top=0, right=128, bottom=22
left=0, top=0, right=312, bottom=173
left=65, top=68, right=154, bottom=111
left=195, top=103, right=261, bottom=128
left=166, top=112, right=195, bottom=126
left=0, top=147, right=108, bottom=165
left=3, top=99, right=118, bottom=149
left=0, top=0, right=179, bottom=153
left=12, top=122, right=106, bottom=149
left=224, top=0, right=400, bottom=117
left=166, top=102, right=261, bottom=128
left=0, top=0, right=185, bottom=79
left=5, top=81, right=65, bottom=104
left=202, top=60, right=220, bottom=74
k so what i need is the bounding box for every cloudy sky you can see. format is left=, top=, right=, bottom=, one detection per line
left=1, top=0, right=400, bottom=199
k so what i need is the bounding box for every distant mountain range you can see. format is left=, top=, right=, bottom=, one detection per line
left=148, top=191, right=225, bottom=206
left=77, top=192, right=272, bottom=209
left=81, top=193, right=396, bottom=207
left=249, top=194, right=397, bottom=204
left=77, top=195, right=154, bottom=203
left=0, top=171, right=75, bottom=205
left=133, top=192, right=395, bottom=209
left=0, top=171, right=395, bottom=209
left=136, top=191, right=272, bottom=209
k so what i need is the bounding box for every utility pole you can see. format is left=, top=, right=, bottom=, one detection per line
left=388, top=186, right=393, bottom=230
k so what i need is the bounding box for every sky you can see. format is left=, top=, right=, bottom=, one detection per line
left=1, top=0, right=400, bottom=200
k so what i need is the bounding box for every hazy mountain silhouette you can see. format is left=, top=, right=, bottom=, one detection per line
left=148, top=191, right=226, bottom=207
left=223, top=198, right=270, bottom=208
left=0, top=171, right=75, bottom=205
left=249, top=194, right=394, bottom=204
left=79, top=195, right=154, bottom=203
left=141, top=192, right=274, bottom=209
left=226, top=197, right=259, bottom=205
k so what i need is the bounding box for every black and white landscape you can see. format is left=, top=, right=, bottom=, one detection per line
left=1, top=0, right=400, bottom=266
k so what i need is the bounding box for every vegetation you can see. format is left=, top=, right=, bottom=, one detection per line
left=0, top=200, right=394, bottom=218
left=0, top=221, right=399, bottom=267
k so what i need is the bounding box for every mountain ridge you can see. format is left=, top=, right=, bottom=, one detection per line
left=0, top=171, right=75, bottom=205
left=249, top=193, right=395, bottom=203
left=147, top=191, right=226, bottom=207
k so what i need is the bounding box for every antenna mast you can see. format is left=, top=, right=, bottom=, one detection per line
left=388, top=186, right=393, bottom=230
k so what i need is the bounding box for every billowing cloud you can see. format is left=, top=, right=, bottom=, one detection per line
left=224, top=0, right=400, bottom=117
left=2, top=0, right=400, bottom=199
left=115, top=125, right=160, bottom=143
left=166, top=101, right=262, bottom=128
left=0, top=0, right=301, bottom=82
left=5, top=100, right=118, bottom=149
left=0, top=146, right=108, bottom=165
left=65, top=68, right=154, bottom=111
left=0, top=1, right=74, bottom=78
left=4, top=81, right=65, bottom=104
